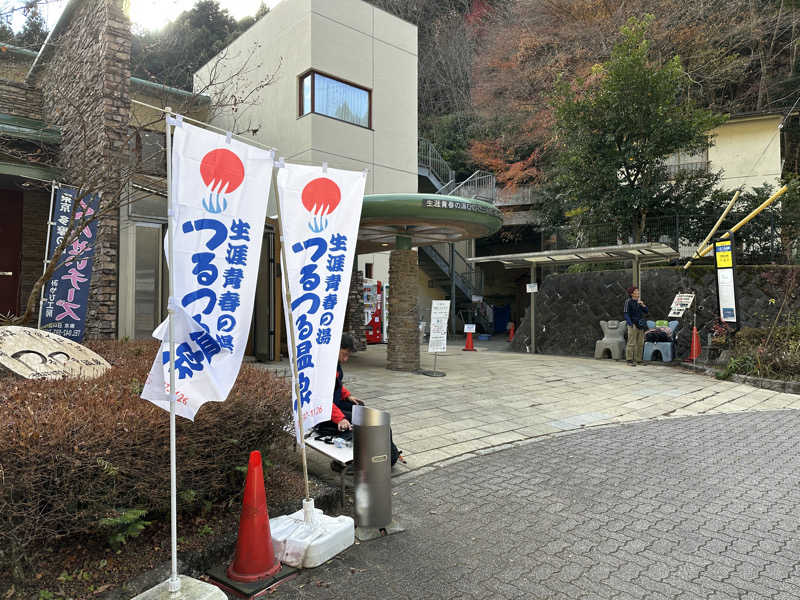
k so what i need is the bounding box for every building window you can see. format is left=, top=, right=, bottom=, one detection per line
left=665, top=148, right=709, bottom=176
left=299, top=71, right=371, bottom=128
left=364, top=262, right=373, bottom=279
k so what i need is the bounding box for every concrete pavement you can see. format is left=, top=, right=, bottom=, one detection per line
left=271, top=410, right=800, bottom=599
left=335, top=340, right=800, bottom=471
left=256, top=341, right=800, bottom=600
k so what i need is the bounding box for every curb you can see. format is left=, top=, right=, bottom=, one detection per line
left=677, top=362, right=800, bottom=396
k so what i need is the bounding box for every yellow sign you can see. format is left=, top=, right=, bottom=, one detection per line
left=715, top=241, right=733, bottom=268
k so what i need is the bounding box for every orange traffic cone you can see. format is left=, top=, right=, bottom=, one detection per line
left=463, top=331, right=476, bottom=351
left=227, top=451, right=281, bottom=582
left=507, top=322, right=515, bottom=342
left=689, top=326, right=702, bottom=361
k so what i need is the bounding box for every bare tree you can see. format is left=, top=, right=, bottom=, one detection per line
left=0, top=40, right=279, bottom=328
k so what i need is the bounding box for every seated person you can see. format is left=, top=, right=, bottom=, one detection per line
left=320, top=334, right=402, bottom=465
left=329, top=333, right=362, bottom=431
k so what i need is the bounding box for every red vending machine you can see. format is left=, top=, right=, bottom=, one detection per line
left=365, top=280, right=384, bottom=344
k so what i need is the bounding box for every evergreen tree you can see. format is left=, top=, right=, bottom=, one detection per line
left=14, top=6, right=47, bottom=50
left=131, top=0, right=239, bottom=90
left=0, top=19, right=14, bottom=45
left=551, top=16, right=726, bottom=242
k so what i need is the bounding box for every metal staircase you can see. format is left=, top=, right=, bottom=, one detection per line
left=417, top=139, right=496, bottom=333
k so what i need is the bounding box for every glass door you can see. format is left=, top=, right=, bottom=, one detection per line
left=134, top=223, right=164, bottom=339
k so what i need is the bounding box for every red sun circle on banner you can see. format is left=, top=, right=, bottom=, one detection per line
left=301, top=177, right=341, bottom=216
left=200, top=148, right=245, bottom=194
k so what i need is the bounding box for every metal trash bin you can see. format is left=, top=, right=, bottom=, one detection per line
left=352, top=405, right=392, bottom=528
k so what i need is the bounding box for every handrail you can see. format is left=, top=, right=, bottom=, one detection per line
left=422, top=243, right=484, bottom=296
left=446, top=169, right=496, bottom=203
left=418, top=138, right=455, bottom=188
left=495, top=185, right=543, bottom=206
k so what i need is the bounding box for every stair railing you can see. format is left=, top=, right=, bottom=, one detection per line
left=418, top=138, right=455, bottom=189
left=446, top=170, right=496, bottom=203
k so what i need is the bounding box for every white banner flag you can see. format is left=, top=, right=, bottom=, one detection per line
left=141, top=122, right=273, bottom=420
left=277, top=163, right=366, bottom=438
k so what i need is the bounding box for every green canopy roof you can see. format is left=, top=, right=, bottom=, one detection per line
left=358, top=193, right=503, bottom=252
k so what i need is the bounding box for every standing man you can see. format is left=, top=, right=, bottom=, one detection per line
left=624, top=286, right=648, bottom=366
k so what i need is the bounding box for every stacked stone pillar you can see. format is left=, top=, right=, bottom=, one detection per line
left=35, top=0, right=132, bottom=338
left=387, top=248, right=419, bottom=371
left=343, top=267, right=367, bottom=351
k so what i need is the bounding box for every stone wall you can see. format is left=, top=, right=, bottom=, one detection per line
left=35, top=0, right=132, bottom=338
left=0, top=79, right=43, bottom=120
left=521, top=266, right=800, bottom=358
left=387, top=249, right=420, bottom=371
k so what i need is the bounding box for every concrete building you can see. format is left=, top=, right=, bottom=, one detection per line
left=195, top=0, right=418, bottom=288
left=711, top=113, right=783, bottom=191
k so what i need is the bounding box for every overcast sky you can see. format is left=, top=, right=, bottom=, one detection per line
left=8, top=0, right=281, bottom=33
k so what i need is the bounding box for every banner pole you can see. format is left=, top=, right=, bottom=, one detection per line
left=38, top=181, right=57, bottom=330
left=164, top=107, right=180, bottom=595
left=684, top=190, right=740, bottom=270
left=691, top=185, right=788, bottom=261
left=274, top=165, right=312, bottom=501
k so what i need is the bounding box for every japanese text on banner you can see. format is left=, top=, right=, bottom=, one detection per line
left=141, top=122, right=272, bottom=420
left=278, top=165, right=365, bottom=438
left=39, top=186, right=99, bottom=342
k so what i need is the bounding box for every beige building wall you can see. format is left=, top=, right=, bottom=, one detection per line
left=710, top=114, right=783, bottom=191
left=195, top=0, right=417, bottom=288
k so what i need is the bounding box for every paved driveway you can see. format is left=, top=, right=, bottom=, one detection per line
left=337, top=343, right=800, bottom=471
left=271, top=410, right=800, bottom=599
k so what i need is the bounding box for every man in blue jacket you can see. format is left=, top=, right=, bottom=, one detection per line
left=624, top=286, right=648, bottom=366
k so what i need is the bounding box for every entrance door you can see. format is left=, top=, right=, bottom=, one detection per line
left=0, top=190, right=23, bottom=316
left=253, top=226, right=276, bottom=361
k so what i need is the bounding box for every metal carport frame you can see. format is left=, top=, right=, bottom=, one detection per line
left=467, top=242, right=679, bottom=353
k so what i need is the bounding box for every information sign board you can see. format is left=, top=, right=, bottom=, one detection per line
left=428, top=300, right=450, bottom=354
left=668, top=293, right=695, bottom=318
left=714, top=239, right=738, bottom=323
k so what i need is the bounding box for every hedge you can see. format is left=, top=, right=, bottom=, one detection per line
left=0, top=339, right=290, bottom=576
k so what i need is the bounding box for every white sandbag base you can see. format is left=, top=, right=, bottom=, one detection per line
left=270, top=499, right=354, bottom=568
left=132, top=575, right=226, bottom=599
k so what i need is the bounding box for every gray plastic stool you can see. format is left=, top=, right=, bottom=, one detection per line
left=594, top=320, right=626, bottom=359
left=643, top=320, right=679, bottom=363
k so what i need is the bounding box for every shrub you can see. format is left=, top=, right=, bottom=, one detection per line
left=0, top=340, right=290, bottom=576
left=727, top=320, right=800, bottom=381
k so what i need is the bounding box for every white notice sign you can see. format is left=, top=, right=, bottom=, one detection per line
left=428, top=300, right=450, bottom=354
left=717, top=269, right=737, bottom=322
left=668, top=292, right=695, bottom=318
left=464, top=324, right=476, bottom=333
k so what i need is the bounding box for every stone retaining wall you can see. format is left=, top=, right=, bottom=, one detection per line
left=524, top=265, right=800, bottom=358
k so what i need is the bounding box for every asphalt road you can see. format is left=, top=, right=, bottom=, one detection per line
left=269, top=410, right=800, bottom=599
